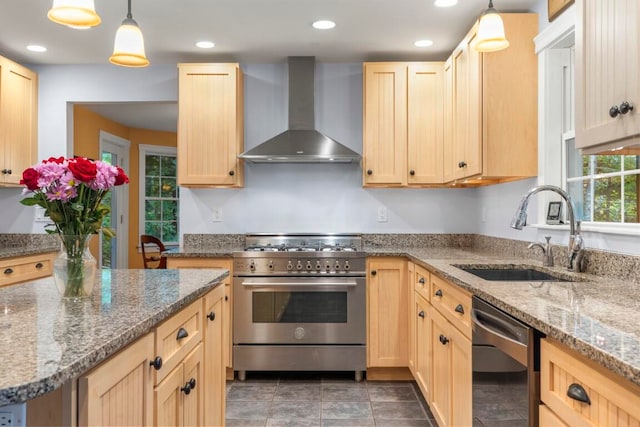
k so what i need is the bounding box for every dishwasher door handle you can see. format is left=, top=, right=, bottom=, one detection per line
left=472, top=308, right=528, bottom=366
left=242, top=281, right=357, bottom=288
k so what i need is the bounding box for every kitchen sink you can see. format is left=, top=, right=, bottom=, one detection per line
left=454, top=265, right=572, bottom=282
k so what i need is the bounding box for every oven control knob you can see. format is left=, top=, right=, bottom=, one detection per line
left=306, top=261, right=312, bottom=270
left=335, top=262, right=341, bottom=271
left=325, top=263, right=331, bottom=271
left=315, top=261, right=322, bottom=271
left=344, top=261, right=350, bottom=270
left=294, top=327, right=305, bottom=340
left=287, top=261, right=293, bottom=270
left=268, top=261, right=274, bottom=270
left=296, top=262, right=303, bottom=270
left=249, top=262, right=256, bottom=272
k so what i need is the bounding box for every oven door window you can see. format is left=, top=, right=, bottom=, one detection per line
left=252, top=291, right=347, bottom=323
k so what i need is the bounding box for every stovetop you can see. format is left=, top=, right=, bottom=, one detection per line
left=242, top=233, right=362, bottom=253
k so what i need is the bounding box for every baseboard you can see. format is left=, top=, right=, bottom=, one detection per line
left=366, top=367, right=414, bottom=381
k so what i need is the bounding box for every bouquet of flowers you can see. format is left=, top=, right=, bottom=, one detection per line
left=19, top=156, right=129, bottom=297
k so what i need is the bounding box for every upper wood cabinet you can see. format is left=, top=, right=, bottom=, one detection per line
left=0, top=55, right=37, bottom=186
left=443, top=13, right=538, bottom=185
left=363, top=62, right=444, bottom=187
left=575, top=0, right=640, bottom=151
left=177, top=63, right=244, bottom=187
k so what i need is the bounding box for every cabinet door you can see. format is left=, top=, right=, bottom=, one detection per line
left=203, top=286, right=225, bottom=427
left=367, top=257, right=408, bottom=367
left=449, top=320, right=472, bottom=427
left=575, top=0, right=640, bottom=149
left=429, top=308, right=451, bottom=427
left=407, top=262, right=416, bottom=375
left=407, top=63, right=444, bottom=184
left=414, top=293, right=431, bottom=403
left=451, top=32, right=482, bottom=180
left=363, top=63, right=407, bottom=186
left=78, top=333, right=154, bottom=426
left=177, top=63, right=243, bottom=187
left=182, top=344, right=204, bottom=427
left=0, top=56, right=37, bottom=186
left=155, top=360, right=184, bottom=426
left=442, top=57, right=455, bottom=183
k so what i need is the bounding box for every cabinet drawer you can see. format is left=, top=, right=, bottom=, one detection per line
left=430, top=274, right=471, bottom=338
left=541, top=339, right=640, bottom=427
left=414, top=264, right=430, bottom=301
left=0, top=252, right=55, bottom=287
left=154, top=299, right=203, bottom=384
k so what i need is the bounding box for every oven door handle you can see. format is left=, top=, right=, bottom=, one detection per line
left=471, top=308, right=528, bottom=366
left=241, top=280, right=358, bottom=288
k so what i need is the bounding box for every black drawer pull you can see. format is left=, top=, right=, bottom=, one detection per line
left=367, top=169, right=373, bottom=175
left=4, top=268, right=13, bottom=275
left=567, top=383, right=591, bottom=405
left=207, top=311, right=216, bottom=321
left=418, top=311, right=425, bottom=318
left=371, top=270, right=377, bottom=276
left=435, top=289, right=443, bottom=297
left=418, top=277, right=425, bottom=284
left=35, top=263, right=44, bottom=269
left=229, top=170, right=235, bottom=176
left=150, top=356, right=163, bottom=370
left=225, top=295, right=229, bottom=301
left=439, top=334, right=449, bottom=345
left=176, top=327, right=189, bottom=340
left=455, top=304, right=465, bottom=314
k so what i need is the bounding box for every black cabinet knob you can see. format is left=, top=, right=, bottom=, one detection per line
left=439, top=334, right=449, bottom=345
left=567, top=383, right=591, bottom=405
left=188, top=377, right=196, bottom=389
left=455, top=304, right=465, bottom=314
left=150, top=356, right=163, bottom=370
left=435, top=289, right=443, bottom=297
left=5, top=169, right=11, bottom=175
left=619, top=101, right=634, bottom=115
left=4, top=268, right=13, bottom=275
left=181, top=383, right=192, bottom=395
left=418, top=278, right=425, bottom=284
left=458, top=161, right=467, bottom=168
left=418, top=311, right=425, bottom=318
left=225, top=295, right=229, bottom=301
left=176, top=327, right=189, bottom=340
left=35, top=263, right=43, bottom=269
left=409, top=170, right=415, bottom=176
left=367, top=169, right=373, bottom=175
left=229, top=170, right=235, bottom=176
left=610, top=105, right=620, bottom=118
left=0, top=169, right=6, bottom=175
left=371, top=270, right=377, bottom=276
left=207, top=311, right=216, bottom=321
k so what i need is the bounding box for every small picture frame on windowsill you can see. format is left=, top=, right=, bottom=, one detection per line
left=548, top=0, right=574, bottom=22
left=546, top=201, right=563, bottom=225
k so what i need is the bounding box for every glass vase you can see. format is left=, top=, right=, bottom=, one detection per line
left=53, top=234, right=98, bottom=299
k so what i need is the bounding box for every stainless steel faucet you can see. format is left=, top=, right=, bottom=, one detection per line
left=511, top=185, right=585, bottom=272
left=528, top=236, right=554, bottom=267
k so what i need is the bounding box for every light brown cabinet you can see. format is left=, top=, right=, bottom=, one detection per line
left=575, top=0, right=640, bottom=151
left=203, top=284, right=226, bottom=427
left=0, top=252, right=55, bottom=287
left=540, top=338, right=640, bottom=426
left=0, top=55, right=37, bottom=186
left=363, top=62, right=444, bottom=187
left=443, top=13, right=538, bottom=185
left=414, top=292, right=431, bottom=404
left=366, top=257, right=408, bottom=367
left=177, top=63, right=244, bottom=187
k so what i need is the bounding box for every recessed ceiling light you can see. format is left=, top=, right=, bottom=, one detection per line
left=434, top=0, right=458, bottom=7
left=414, top=40, right=434, bottom=47
left=312, top=20, right=336, bottom=30
left=195, top=41, right=215, bottom=49
left=27, top=45, right=47, bottom=53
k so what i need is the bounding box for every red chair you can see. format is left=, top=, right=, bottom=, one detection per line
left=140, top=235, right=167, bottom=269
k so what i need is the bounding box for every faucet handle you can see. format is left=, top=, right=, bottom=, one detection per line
left=544, top=236, right=551, bottom=244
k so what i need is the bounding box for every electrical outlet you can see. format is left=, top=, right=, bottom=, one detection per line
left=377, top=207, right=388, bottom=223
left=0, top=412, right=14, bottom=426
left=211, top=208, right=222, bottom=222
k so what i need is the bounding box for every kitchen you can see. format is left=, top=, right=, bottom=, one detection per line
left=1, top=0, right=640, bottom=426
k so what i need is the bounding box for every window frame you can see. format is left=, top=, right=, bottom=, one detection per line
left=138, top=144, right=179, bottom=246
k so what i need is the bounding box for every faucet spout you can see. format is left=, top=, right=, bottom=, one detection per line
left=510, top=185, right=585, bottom=272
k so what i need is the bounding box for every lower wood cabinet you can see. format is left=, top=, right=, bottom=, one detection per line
left=367, top=257, right=408, bottom=368
left=203, top=283, right=226, bottom=426
left=0, top=252, right=55, bottom=287
left=414, top=292, right=431, bottom=403
left=540, top=338, right=640, bottom=426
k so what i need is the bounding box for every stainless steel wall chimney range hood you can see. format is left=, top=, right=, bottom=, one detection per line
left=239, top=57, right=362, bottom=163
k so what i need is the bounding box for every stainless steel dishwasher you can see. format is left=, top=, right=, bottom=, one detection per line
left=472, top=296, right=540, bottom=427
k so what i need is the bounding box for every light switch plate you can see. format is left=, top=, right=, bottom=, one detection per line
left=211, top=208, right=222, bottom=222
left=377, top=207, right=388, bottom=223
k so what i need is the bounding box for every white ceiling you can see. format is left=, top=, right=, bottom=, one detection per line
left=2, top=0, right=541, bottom=131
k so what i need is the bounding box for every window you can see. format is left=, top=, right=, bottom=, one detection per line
left=566, top=138, right=640, bottom=224
left=139, top=145, right=179, bottom=244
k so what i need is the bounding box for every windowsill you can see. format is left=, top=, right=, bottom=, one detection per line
left=532, top=223, right=640, bottom=237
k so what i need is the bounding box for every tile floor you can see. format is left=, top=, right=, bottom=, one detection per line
left=225, top=372, right=437, bottom=427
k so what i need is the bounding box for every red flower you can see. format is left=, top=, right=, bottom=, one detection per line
left=68, top=157, right=97, bottom=182
left=43, top=156, right=65, bottom=164
left=20, top=168, right=40, bottom=191
left=114, top=166, right=130, bottom=186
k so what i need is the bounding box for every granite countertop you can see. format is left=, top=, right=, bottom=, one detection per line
left=163, top=243, right=640, bottom=387
left=0, top=268, right=228, bottom=405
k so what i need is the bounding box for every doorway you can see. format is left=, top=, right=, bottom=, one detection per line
left=100, top=131, right=130, bottom=268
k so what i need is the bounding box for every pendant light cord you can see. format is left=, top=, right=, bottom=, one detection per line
left=488, top=0, right=494, bottom=7
left=127, top=0, right=132, bottom=19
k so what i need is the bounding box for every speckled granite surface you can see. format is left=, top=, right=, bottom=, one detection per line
left=0, top=234, right=59, bottom=258
left=0, top=268, right=227, bottom=405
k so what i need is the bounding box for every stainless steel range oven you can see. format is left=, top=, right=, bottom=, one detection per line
left=233, top=234, right=366, bottom=381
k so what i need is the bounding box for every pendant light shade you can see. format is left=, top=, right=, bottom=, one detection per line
left=47, top=0, right=101, bottom=27
left=109, top=0, right=149, bottom=67
left=474, top=0, right=509, bottom=52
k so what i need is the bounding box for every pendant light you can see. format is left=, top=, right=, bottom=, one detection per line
left=47, top=0, right=101, bottom=28
left=474, top=0, right=509, bottom=52
left=109, top=0, right=149, bottom=67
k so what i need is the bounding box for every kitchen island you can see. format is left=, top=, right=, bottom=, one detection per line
left=0, top=268, right=228, bottom=407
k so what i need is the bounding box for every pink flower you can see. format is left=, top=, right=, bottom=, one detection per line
left=35, top=161, right=67, bottom=188
left=90, top=161, right=118, bottom=190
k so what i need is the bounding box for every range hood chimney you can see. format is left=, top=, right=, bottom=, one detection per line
left=239, top=57, right=361, bottom=163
